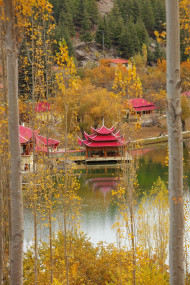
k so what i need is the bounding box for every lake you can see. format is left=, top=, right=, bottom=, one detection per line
left=24, top=141, right=190, bottom=249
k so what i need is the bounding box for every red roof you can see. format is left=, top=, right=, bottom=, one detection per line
left=91, top=125, right=115, bottom=135
left=108, top=59, right=129, bottom=64
left=36, top=135, right=59, bottom=146
left=35, top=101, right=50, bottom=112
left=19, top=125, right=38, bottom=144
left=35, top=135, right=59, bottom=153
left=84, top=131, right=120, bottom=142
left=128, top=98, right=156, bottom=111
left=182, top=91, right=190, bottom=97
left=78, top=138, right=125, bottom=148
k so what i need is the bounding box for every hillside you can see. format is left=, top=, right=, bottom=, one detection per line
left=96, top=0, right=114, bottom=16
left=50, top=0, right=169, bottom=65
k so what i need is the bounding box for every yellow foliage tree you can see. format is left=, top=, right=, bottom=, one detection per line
left=113, top=62, right=142, bottom=99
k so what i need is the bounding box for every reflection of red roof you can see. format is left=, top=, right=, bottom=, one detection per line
left=108, top=59, right=129, bottom=64
left=79, top=125, right=125, bottom=148
left=35, top=101, right=50, bottom=112
left=86, top=177, right=118, bottom=194
left=131, top=148, right=151, bottom=156
left=19, top=125, right=38, bottom=144
left=128, top=98, right=156, bottom=111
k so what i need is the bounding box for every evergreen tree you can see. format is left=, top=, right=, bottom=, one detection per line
left=95, top=17, right=111, bottom=48
left=153, top=0, right=166, bottom=31
left=131, top=0, right=142, bottom=23
left=119, top=26, right=134, bottom=58
left=115, top=0, right=133, bottom=23
left=142, top=0, right=155, bottom=32
left=50, top=0, right=76, bottom=36
left=153, top=41, right=165, bottom=62
left=128, top=19, right=140, bottom=53
left=136, top=18, right=149, bottom=47
left=107, top=4, right=125, bottom=46
left=86, top=0, right=99, bottom=25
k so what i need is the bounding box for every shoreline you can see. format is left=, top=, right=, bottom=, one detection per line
left=132, top=131, right=190, bottom=146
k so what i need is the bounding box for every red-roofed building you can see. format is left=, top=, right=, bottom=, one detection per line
left=106, top=58, right=129, bottom=68
left=19, top=125, right=59, bottom=171
left=125, top=98, right=157, bottom=120
left=35, top=101, right=51, bottom=121
left=19, top=125, right=36, bottom=171
left=78, top=124, right=129, bottom=162
left=35, top=135, right=59, bottom=153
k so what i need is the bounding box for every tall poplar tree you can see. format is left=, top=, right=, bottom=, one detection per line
left=3, top=0, right=23, bottom=284
left=166, top=0, right=184, bottom=284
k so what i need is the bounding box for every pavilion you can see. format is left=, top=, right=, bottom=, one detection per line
left=78, top=125, right=128, bottom=162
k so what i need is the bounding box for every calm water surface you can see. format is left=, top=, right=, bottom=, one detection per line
left=24, top=141, right=190, bottom=248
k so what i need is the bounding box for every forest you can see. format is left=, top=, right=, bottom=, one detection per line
left=0, top=0, right=190, bottom=284
left=49, top=0, right=189, bottom=62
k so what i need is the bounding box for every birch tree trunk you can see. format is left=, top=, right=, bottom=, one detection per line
left=3, top=0, right=23, bottom=284
left=166, top=1, right=184, bottom=284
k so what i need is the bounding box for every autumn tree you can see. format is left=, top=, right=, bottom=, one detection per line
left=77, top=83, right=122, bottom=133
left=166, top=0, right=184, bottom=283
left=113, top=62, right=142, bottom=99
left=180, top=0, right=190, bottom=60
left=3, top=0, right=23, bottom=283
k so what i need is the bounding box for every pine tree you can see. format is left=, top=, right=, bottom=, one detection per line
left=107, top=4, right=125, bottom=46
left=136, top=18, right=149, bottom=47
left=119, top=27, right=134, bottom=58
left=153, top=0, right=166, bottom=31
left=86, top=0, right=99, bottom=25
left=142, top=0, right=155, bottom=32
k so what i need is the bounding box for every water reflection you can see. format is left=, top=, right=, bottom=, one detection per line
left=24, top=142, right=190, bottom=248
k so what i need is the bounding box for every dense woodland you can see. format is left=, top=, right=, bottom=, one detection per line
left=0, top=0, right=190, bottom=284
left=49, top=0, right=189, bottom=62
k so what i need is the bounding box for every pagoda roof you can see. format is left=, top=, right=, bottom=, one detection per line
left=78, top=137, right=125, bottom=148
left=84, top=131, right=120, bottom=142
left=91, top=125, right=115, bottom=135
left=78, top=124, right=126, bottom=148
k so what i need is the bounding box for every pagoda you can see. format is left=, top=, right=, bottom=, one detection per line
left=78, top=125, right=127, bottom=162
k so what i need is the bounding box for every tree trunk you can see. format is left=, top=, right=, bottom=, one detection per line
left=3, top=1, right=23, bottom=284
left=166, top=1, right=184, bottom=284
